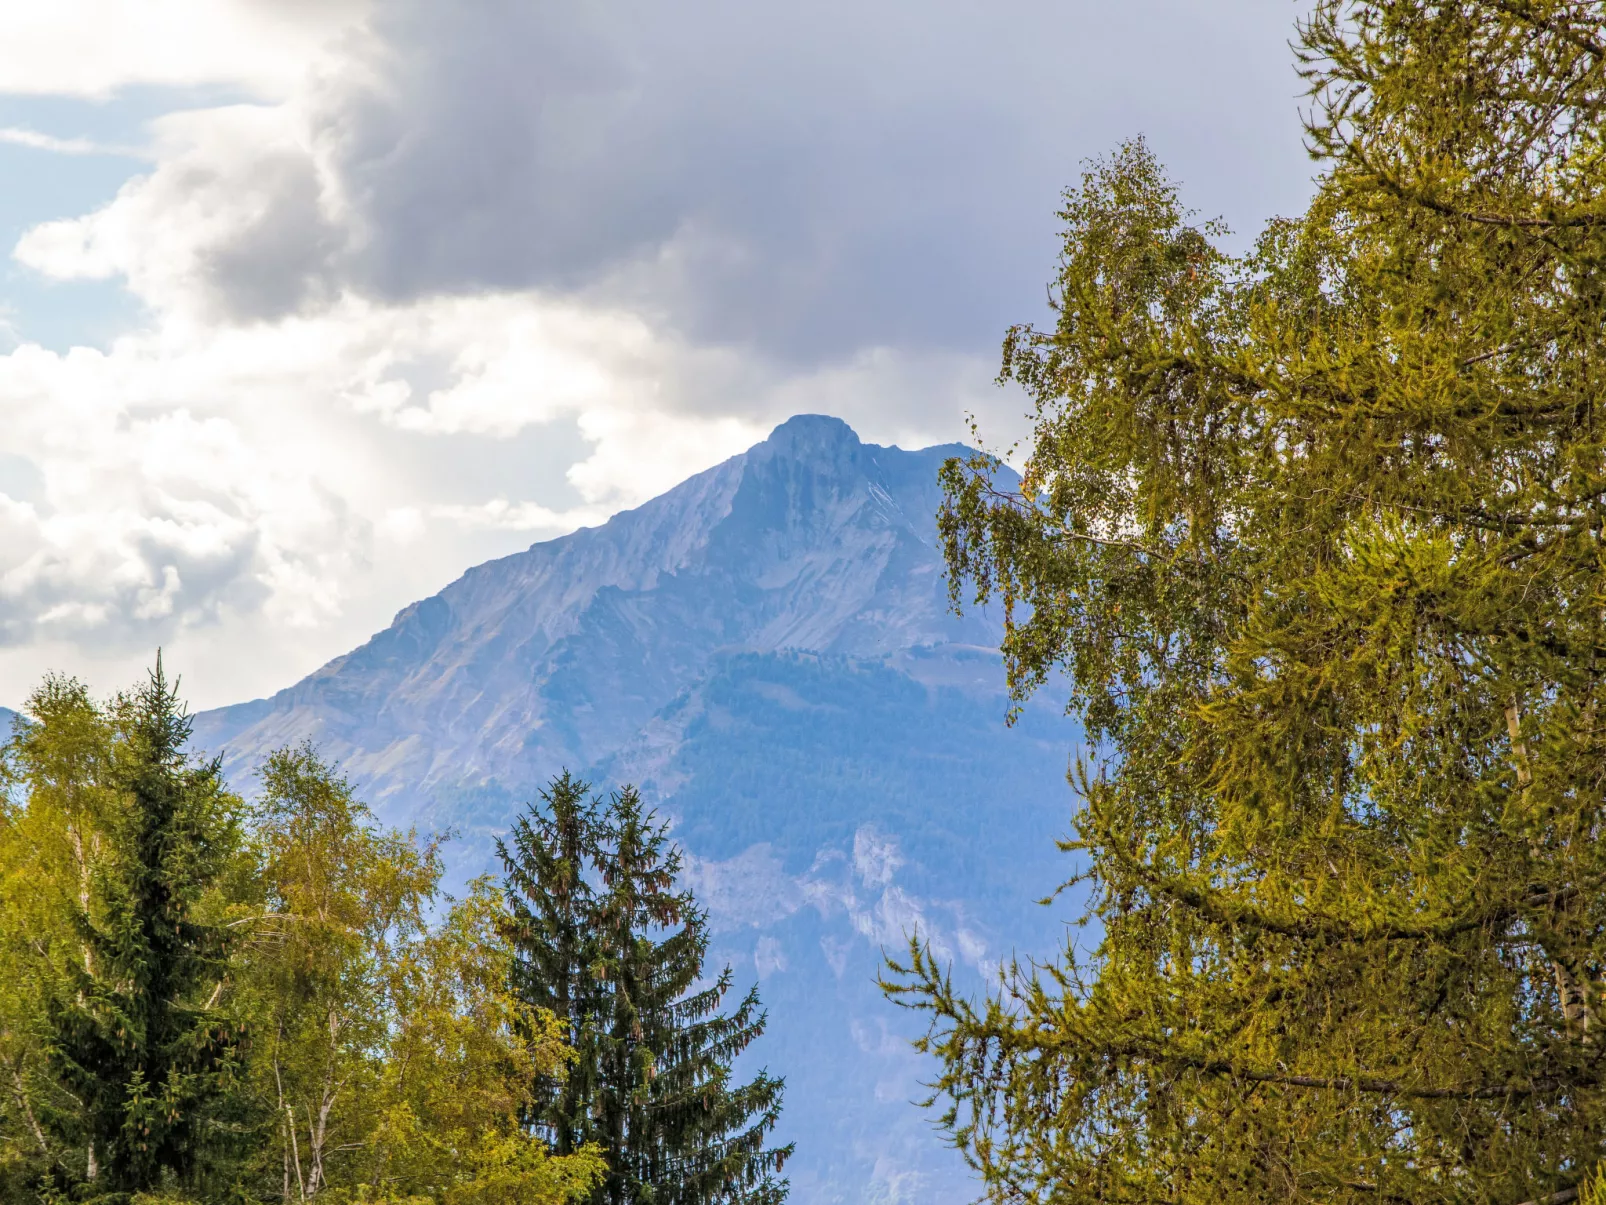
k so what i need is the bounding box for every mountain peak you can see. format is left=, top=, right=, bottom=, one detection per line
left=185, top=412, right=1048, bottom=1203
left=761, top=413, right=862, bottom=458
left=192, top=414, right=1002, bottom=808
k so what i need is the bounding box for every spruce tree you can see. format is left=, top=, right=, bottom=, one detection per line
left=501, top=776, right=790, bottom=1205
left=500, top=771, right=607, bottom=1159
left=44, top=658, right=250, bottom=1201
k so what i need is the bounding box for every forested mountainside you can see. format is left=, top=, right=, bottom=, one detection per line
left=190, top=415, right=1080, bottom=1204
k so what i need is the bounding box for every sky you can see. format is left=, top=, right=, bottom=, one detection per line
left=0, top=0, right=1317, bottom=711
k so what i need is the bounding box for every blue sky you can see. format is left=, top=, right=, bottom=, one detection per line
left=0, top=0, right=1315, bottom=709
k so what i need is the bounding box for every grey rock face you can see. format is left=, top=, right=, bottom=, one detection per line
left=193, top=414, right=998, bottom=813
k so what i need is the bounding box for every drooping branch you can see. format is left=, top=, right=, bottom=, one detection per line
left=1102, top=837, right=1560, bottom=944
left=1047, top=1033, right=1585, bottom=1102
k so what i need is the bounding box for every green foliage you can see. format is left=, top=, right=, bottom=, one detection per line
left=239, top=742, right=441, bottom=1198
left=1, top=663, right=253, bottom=1203
left=499, top=773, right=604, bottom=1162
left=890, top=3, right=1606, bottom=1203
left=0, top=678, right=110, bottom=1199
left=501, top=775, right=790, bottom=1205
left=237, top=744, right=604, bottom=1204
left=2, top=673, right=602, bottom=1205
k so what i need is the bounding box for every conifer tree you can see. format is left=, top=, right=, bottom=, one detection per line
left=44, top=658, right=250, bottom=1200
left=501, top=776, right=790, bottom=1205
left=890, top=3, right=1606, bottom=1203
left=500, top=772, right=606, bottom=1159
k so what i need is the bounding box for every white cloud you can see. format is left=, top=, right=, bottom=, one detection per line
left=0, top=1, right=370, bottom=99
left=16, top=104, right=345, bottom=322
left=0, top=128, right=149, bottom=158
left=0, top=387, right=346, bottom=646
left=754, top=935, right=787, bottom=978
left=344, top=300, right=660, bottom=439
left=568, top=407, right=762, bottom=507
left=422, top=500, right=605, bottom=534
left=0, top=0, right=1311, bottom=710
left=0, top=290, right=791, bottom=706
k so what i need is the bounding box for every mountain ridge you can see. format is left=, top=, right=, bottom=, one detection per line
left=193, top=414, right=999, bottom=814
left=189, top=414, right=1076, bottom=1205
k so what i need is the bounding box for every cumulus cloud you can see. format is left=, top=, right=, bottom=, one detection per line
left=0, top=374, right=349, bottom=646
left=16, top=104, right=346, bottom=322
left=0, top=290, right=770, bottom=703
left=0, top=0, right=1312, bottom=704
left=0, top=1, right=370, bottom=99
left=19, top=0, right=1311, bottom=359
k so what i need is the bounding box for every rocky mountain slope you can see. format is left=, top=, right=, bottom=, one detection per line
left=196, top=415, right=1001, bottom=806
left=192, top=415, right=1080, bottom=1205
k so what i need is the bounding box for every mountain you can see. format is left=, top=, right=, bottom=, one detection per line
left=195, top=415, right=1001, bottom=804
left=193, top=415, right=1081, bottom=1205
left=0, top=705, right=15, bottom=733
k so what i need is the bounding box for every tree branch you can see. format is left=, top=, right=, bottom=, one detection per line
left=1512, top=1187, right=1579, bottom=1205
left=1106, top=1037, right=1579, bottom=1101
left=1105, top=839, right=1561, bottom=944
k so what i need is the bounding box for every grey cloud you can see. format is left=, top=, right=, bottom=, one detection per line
left=0, top=520, right=267, bottom=649
left=200, top=144, right=343, bottom=321
left=214, top=0, right=1313, bottom=361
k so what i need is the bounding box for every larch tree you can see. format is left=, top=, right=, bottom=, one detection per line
left=889, top=3, right=1606, bottom=1204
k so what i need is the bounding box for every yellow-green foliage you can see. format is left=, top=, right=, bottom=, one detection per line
left=893, top=3, right=1606, bottom=1203
left=231, top=744, right=604, bottom=1203
left=1, top=683, right=601, bottom=1205
left=0, top=677, right=123, bottom=1194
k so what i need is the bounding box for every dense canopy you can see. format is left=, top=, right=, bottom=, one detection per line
left=893, top=2, right=1606, bottom=1203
